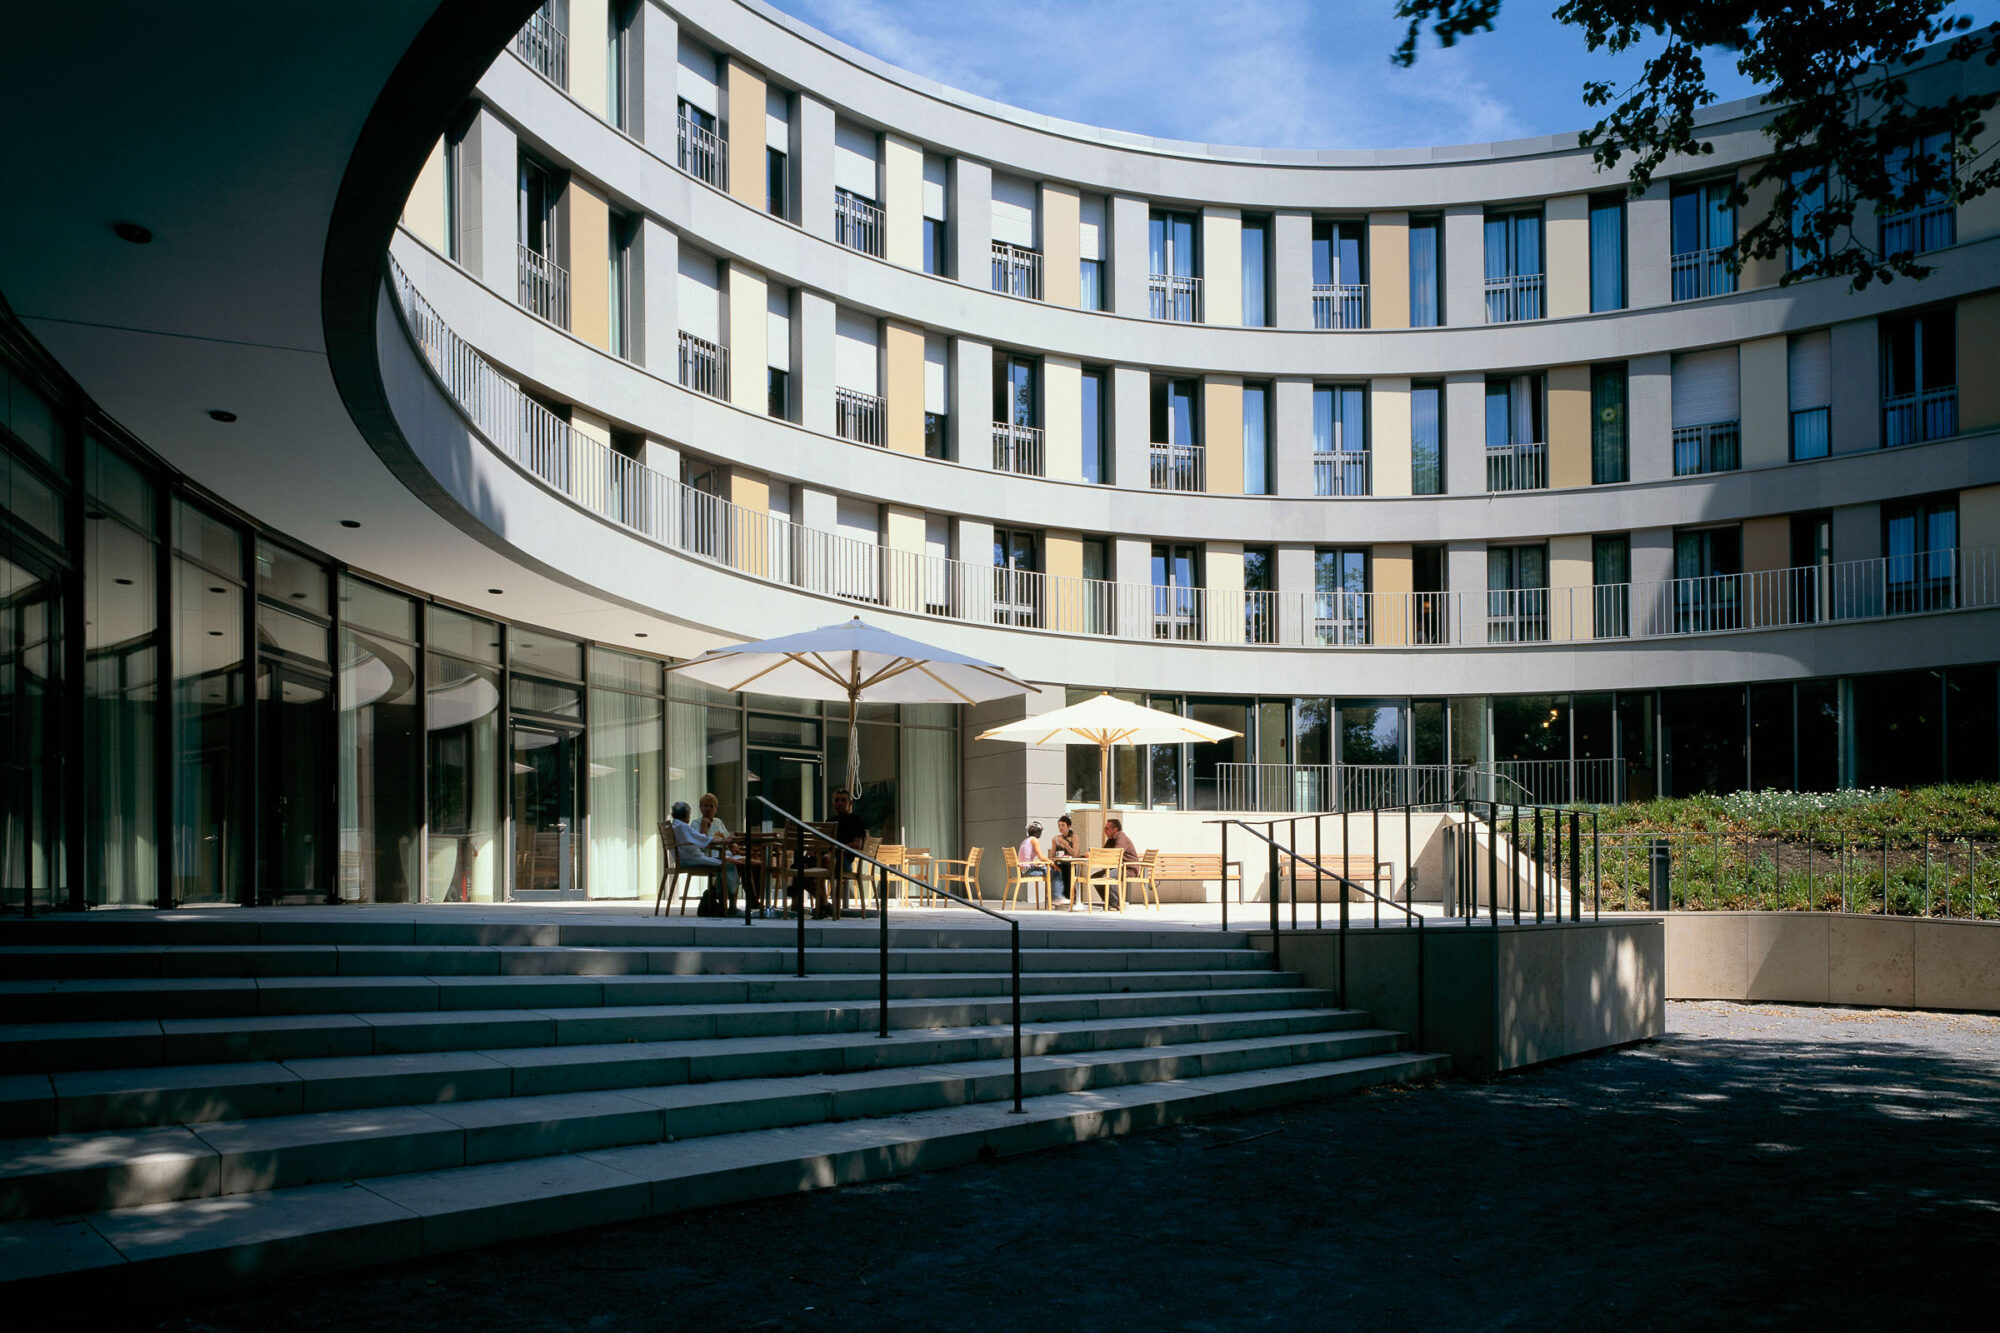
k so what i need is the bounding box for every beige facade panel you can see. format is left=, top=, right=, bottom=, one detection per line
left=1545, top=194, right=1590, bottom=319
left=1547, top=364, right=1592, bottom=489
left=1962, top=484, right=2000, bottom=550
left=883, top=320, right=926, bottom=455
left=1043, top=529, right=1085, bottom=633
left=1737, top=165, right=1785, bottom=290
left=1742, top=515, right=1789, bottom=572
left=1202, top=207, right=1242, bottom=326
left=882, top=133, right=924, bottom=268
left=1371, top=378, right=1412, bottom=497
left=1043, top=356, right=1083, bottom=481
left=726, top=262, right=767, bottom=410
left=1041, top=182, right=1081, bottom=307
left=404, top=137, right=449, bottom=254
left=1366, top=212, right=1410, bottom=330
left=724, top=59, right=768, bottom=210
left=1205, top=542, right=1243, bottom=644
left=729, top=466, right=770, bottom=577
left=1738, top=335, right=1789, bottom=469
left=1960, top=292, right=2000, bottom=434
left=567, top=177, right=612, bottom=348
left=882, top=503, right=926, bottom=611
left=1204, top=376, right=1243, bottom=493
left=1371, top=543, right=1413, bottom=645
left=1962, top=116, right=2000, bottom=242
left=570, top=0, right=608, bottom=121
left=1548, top=533, right=1593, bottom=642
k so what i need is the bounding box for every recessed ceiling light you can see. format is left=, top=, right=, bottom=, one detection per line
left=208, top=630, right=223, bottom=637
left=84, top=509, right=106, bottom=521
left=290, top=591, right=307, bottom=599
left=634, top=632, right=649, bottom=638
left=207, top=410, right=237, bottom=423
left=339, top=520, right=361, bottom=529
left=208, top=586, right=224, bottom=594
left=488, top=588, right=504, bottom=595
left=114, top=578, right=133, bottom=586
left=113, top=222, right=153, bottom=245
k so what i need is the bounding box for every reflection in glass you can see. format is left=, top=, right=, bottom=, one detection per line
left=85, top=486, right=157, bottom=906
left=339, top=620, right=421, bottom=902
left=173, top=557, right=244, bottom=903
left=587, top=683, right=661, bottom=899
left=900, top=724, right=956, bottom=858
left=0, top=555, right=62, bottom=908
left=425, top=653, right=500, bottom=901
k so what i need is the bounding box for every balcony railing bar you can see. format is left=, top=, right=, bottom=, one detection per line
left=677, top=331, right=728, bottom=400
left=1149, top=273, right=1202, bottom=323
left=992, top=422, right=1045, bottom=476
left=1883, top=387, right=1958, bottom=448
left=516, top=243, right=570, bottom=328
left=834, top=192, right=885, bottom=258
left=991, top=242, right=1042, bottom=301
left=1482, top=272, right=1544, bottom=323
left=676, top=113, right=728, bottom=192
left=1313, top=450, right=1371, bottom=497
left=1672, top=420, right=1741, bottom=476
left=1311, top=283, right=1369, bottom=330
left=1149, top=442, right=1205, bottom=492
left=1485, top=441, right=1547, bottom=493
left=514, top=8, right=568, bottom=88
left=1670, top=247, right=1735, bottom=301
left=835, top=387, right=885, bottom=447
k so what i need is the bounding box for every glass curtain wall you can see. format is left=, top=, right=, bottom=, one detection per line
left=900, top=705, right=957, bottom=858
left=171, top=501, right=247, bottom=905
left=586, top=648, right=662, bottom=899
left=83, top=439, right=157, bottom=905
left=338, top=576, right=421, bottom=903
left=424, top=606, right=502, bottom=902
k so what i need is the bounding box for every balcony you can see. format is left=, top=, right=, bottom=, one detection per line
left=834, top=387, right=884, bottom=446
left=1312, top=450, right=1370, bottom=497
left=677, top=331, right=728, bottom=400
left=1152, top=586, right=1203, bottom=641
left=1482, top=273, right=1543, bottom=323
left=1883, top=387, right=1957, bottom=447
left=991, top=422, right=1045, bottom=476
left=1673, top=420, right=1740, bottom=475
left=990, top=242, right=1041, bottom=301
left=834, top=191, right=884, bottom=258
left=516, top=243, right=569, bottom=327
left=1311, top=283, right=1369, bottom=330
left=1485, top=440, right=1547, bottom=493
left=1670, top=248, right=1735, bottom=301
left=514, top=6, right=567, bottom=88
left=676, top=114, right=728, bottom=192
left=1149, top=442, right=1205, bottom=492
left=1149, top=273, right=1202, bottom=323
left=1312, top=593, right=1369, bottom=646
left=1880, top=200, right=1955, bottom=258
left=1486, top=588, right=1550, bottom=643
left=992, top=567, right=1042, bottom=628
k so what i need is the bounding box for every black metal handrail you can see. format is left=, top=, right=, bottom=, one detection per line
left=752, top=796, right=1024, bottom=1113
left=1452, top=799, right=1603, bottom=926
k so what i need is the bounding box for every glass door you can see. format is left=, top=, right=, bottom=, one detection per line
left=0, top=550, right=62, bottom=911
left=258, top=663, right=332, bottom=901
left=511, top=724, right=580, bottom=899
left=747, top=750, right=821, bottom=831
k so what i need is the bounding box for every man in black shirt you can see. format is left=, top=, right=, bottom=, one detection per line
left=819, top=786, right=870, bottom=920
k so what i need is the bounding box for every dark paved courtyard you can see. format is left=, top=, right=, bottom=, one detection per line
left=122, top=1002, right=2000, bottom=1331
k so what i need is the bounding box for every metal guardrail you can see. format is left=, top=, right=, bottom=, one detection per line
left=1311, top=283, right=1368, bottom=329
left=834, top=191, right=884, bottom=258
left=1212, top=763, right=1551, bottom=815
left=514, top=6, right=568, bottom=88
left=1313, top=450, right=1370, bottom=497
left=1149, top=442, right=1205, bottom=492
left=991, top=421, right=1044, bottom=476
left=1483, top=273, right=1543, bottom=323
left=1880, top=200, right=1955, bottom=257
left=516, top=244, right=569, bottom=327
left=1485, top=441, right=1546, bottom=493
left=389, top=255, right=2000, bottom=654
left=1149, top=273, right=1202, bottom=322
left=1449, top=800, right=1603, bottom=926
left=677, top=331, right=727, bottom=400
left=1670, top=248, right=1735, bottom=301
left=991, top=242, right=1041, bottom=301
left=676, top=113, right=728, bottom=192
left=1673, top=421, right=1740, bottom=476
left=1883, top=387, right=1957, bottom=448
left=835, top=387, right=884, bottom=446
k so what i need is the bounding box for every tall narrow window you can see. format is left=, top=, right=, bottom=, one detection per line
left=992, top=530, right=1041, bottom=627
left=1789, top=169, right=1828, bottom=273
left=1311, top=220, right=1367, bottom=328
left=833, top=121, right=882, bottom=256
left=1592, top=535, right=1630, bottom=639
left=676, top=35, right=725, bottom=192
left=1590, top=362, right=1628, bottom=484
left=1079, top=196, right=1107, bottom=310
left=1589, top=193, right=1626, bottom=311
left=1884, top=496, right=1958, bottom=613
left=608, top=212, right=636, bottom=361
left=1241, top=215, right=1271, bottom=327
left=1487, top=545, right=1549, bottom=643
left=1242, top=382, right=1271, bottom=495
left=1313, top=548, right=1369, bottom=645
left=1081, top=368, right=1107, bottom=483
left=1312, top=384, right=1368, bottom=497
left=1244, top=546, right=1275, bottom=644
left=765, top=87, right=792, bottom=219
left=1882, top=132, right=1955, bottom=257
left=767, top=284, right=793, bottom=421
left=923, top=332, right=949, bottom=458
left=517, top=155, right=566, bottom=325
left=1673, top=526, right=1743, bottom=632
left=1484, top=374, right=1546, bottom=491
left=1150, top=378, right=1202, bottom=490
left=1788, top=329, right=1831, bottom=459
left=1483, top=209, right=1543, bottom=322
left=1410, top=381, right=1443, bottom=495
left=1149, top=211, right=1200, bottom=321
left=1671, top=179, right=1736, bottom=299
left=992, top=353, right=1041, bottom=475
left=607, top=1, right=635, bottom=132
left=1408, top=216, right=1441, bottom=327
left=922, top=154, right=949, bottom=275
left=1880, top=308, right=1957, bottom=446
left=1671, top=347, right=1741, bottom=475
left=1151, top=545, right=1202, bottom=640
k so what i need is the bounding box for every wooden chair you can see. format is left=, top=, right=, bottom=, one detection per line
left=903, top=847, right=934, bottom=903
left=838, top=836, right=884, bottom=915
left=653, top=833, right=724, bottom=916
left=1122, top=848, right=1163, bottom=910
left=1001, top=845, right=1054, bottom=910
left=1077, top=847, right=1124, bottom=913
left=761, top=839, right=834, bottom=918
left=930, top=846, right=984, bottom=906
left=875, top=844, right=909, bottom=905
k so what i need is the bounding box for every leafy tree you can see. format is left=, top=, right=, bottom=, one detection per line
left=1393, top=1, right=2000, bottom=288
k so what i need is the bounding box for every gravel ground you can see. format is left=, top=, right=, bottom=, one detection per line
left=124, top=1002, right=2000, bottom=1332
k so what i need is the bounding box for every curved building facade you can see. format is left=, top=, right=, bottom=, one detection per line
left=2, top=0, right=1997, bottom=908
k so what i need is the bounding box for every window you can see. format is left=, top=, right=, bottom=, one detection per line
left=1409, top=216, right=1441, bottom=327
left=1591, top=363, right=1628, bottom=484
left=516, top=155, right=565, bottom=324
left=1244, top=546, right=1275, bottom=644
left=608, top=212, right=636, bottom=360
left=1882, top=132, right=1955, bottom=257
left=1411, top=381, right=1443, bottom=495
left=1080, top=195, right=1107, bottom=310
left=1150, top=378, right=1202, bottom=490
left=1243, top=382, right=1271, bottom=495
left=1312, top=384, right=1368, bottom=496
left=766, top=284, right=792, bottom=421
left=923, top=332, right=949, bottom=460
left=993, top=529, right=1040, bottom=627
left=1241, top=215, right=1271, bottom=327
left=765, top=87, right=793, bottom=219
left=833, top=121, right=882, bottom=256
left=1884, top=497, right=1957, bottom=613
left=1789, top=169, right=1828, bottom=273
left=1313, top=548, right=1369, bottom=645
left=1880, top=308, right=1957, bottom=446
left=1483, top=209, right=1543, bottom=322
left=1082, top=536, right=1110, bottom=635
left=1081, top=368, right=1107, bottom=483
left=1674, top=526, right=1743, bottom=633
left=1487, top=545, right=1548, bottom=643
left=1484, top=374, right=1546, bottom=491
left=992, top=353, right=1040, bottom=475
left=516, top=2, right=568, bottom=87
left=767, top=368, right=789, bottom=420
left=766, top=149, right=789, bottom=219
left=1671, top=179, right=1735, bottom=299
left=1152, top=544, right=1202, bottom=640
left=676, top=99, right=724, bottom=191
left=922, top=154, right=948, bottom=274
left=1671, top=347, right=1741, bottom=475
left=1312, top=220, right=1366, bottom=328
left=991, top=174, right=1040, bottom=298
left=1592, top=535, right=1630, bottom=638
left=1589, top=193, right=1626, bottom=311
left=607, top=1, right=636, bottom=132
left=1413, top=545, right=1447, bottom=644
left=1149, top=210, right=1200, bottom=321
left=1788, top=330, right=1830, bottom=459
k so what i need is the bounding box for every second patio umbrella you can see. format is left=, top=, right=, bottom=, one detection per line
left=976, top=692, right=1240, bottom=821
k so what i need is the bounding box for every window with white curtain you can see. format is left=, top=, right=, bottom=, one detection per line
left=900, top=723, right=958, bottom=858
left=1788, top=329, right=1831, bottom=459
left=1079, top=194, right=1107, bottom=310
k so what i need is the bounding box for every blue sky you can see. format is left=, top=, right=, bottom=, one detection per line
left=766, top=0, right=2000, bottom=150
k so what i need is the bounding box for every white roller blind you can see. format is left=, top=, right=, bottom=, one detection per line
left=1788, top=329, right=1831, bottom=410
left=991, top=174, right=1037, bottom=248
left=836, top=497, right=880, bottom=599
left=833, top=120, right=878, bottom=199
left=676, top=36, right=719, bottom=116
left=922, top=155, right=948, bottom=220
left=833, top=309, right=879, bottom=395
left=923, top=333, right=948, bottom=414
left=924, top=513, right=951, bottom=606
left=677, top=247, right=721, bottom=343
left=766, top=285, right=792, bottom=373
left=837, top=497, right=880, bottom=543
left=1079, top=195, right=1106, bottom=260
left=1672, top=347, right=1741, bottom=427
left=765, top=86, right=789, bottom=151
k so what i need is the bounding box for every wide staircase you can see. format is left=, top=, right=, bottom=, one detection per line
left=0, top=914, right=1443, bottom=1299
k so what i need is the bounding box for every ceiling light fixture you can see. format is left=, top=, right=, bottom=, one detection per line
left=634, top=632, right=649, bottom=638
left=207, top=410, right=237, bottom=423
left=340, top=519, right=361, bottom=529
left=113, top=222, right=152, bottom=245
left=488, top=588, right=504, bottom=595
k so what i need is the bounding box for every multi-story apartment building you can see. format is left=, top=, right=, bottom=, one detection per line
left=2, top=0, right=1997, bottom=908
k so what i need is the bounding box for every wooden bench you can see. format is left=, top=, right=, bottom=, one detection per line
left=1152, top=854, right=1246, bottom=902
left=1276, top=854, right=1395, bottom=901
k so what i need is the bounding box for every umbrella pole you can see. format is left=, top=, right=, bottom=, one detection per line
left=847, top=692, right=861, bottom=794
left=1100, top=743, right=1111, bottom=825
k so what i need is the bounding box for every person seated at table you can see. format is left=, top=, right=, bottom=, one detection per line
left=697, top=791, right=762, bottom=910
left=816, top=786, right=870, bottom=921
left=1048, top=814, right=1079, bottom=906
left=1017, top=821, right=1052, bottom=906
left=669, top=800, right=736, bottom=901
left=1100, top=817, right=1142, bottom=909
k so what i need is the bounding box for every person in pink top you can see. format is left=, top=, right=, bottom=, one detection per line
left=1016, top=821, right=1051, bottom=906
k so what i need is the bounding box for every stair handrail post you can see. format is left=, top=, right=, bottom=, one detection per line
left=793, top=821, right=807, bottom=975
left=878, top=861, right=891, bottom=1039
left=1267, top=833, right=1281, bottom=971
left=1010, top=919, right=1025, bottom=1113
left=1487, top=800, right=1499, bottom=927
left=1220, top=820, right=1229, bottom=932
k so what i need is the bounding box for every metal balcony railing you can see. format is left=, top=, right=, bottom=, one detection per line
left=990, top=242, right=1042, bottom=301
left=516, top=243, right=569, bottom=327
left=834, top=191, right=884, bottom=258
left=1483, top=273, right=1543, bottom=323
left=1149, top=442, right=1205, bottom=492
left=1670, top=248, right=1735, bottom=301
left=677, top=331, right=728, bottom=400
left=1311, top=283, right=1369, bottom=329
left=1149, top=273, right=1202, bottom=322
left=514, top=6, right=568, bottom=88
left=1486, top=588, right=1550, bottom=643
left=991, top=422, right=1045, bottom=476
left=1485, top=441, right=1547, bottom=493
left=1883, top=387, right=1958, bottom=447
left=676, top=114, right=728, bottom=192
left=1672, top=421, right=1741, bottom=475
left=1152, top=586, right=1204, bottom=641
left=1312, top=450, right=1370, bottom=497
left=835, top=387, right=885, bottom=446
left=993, top=567, right=1042, bottom=628
left=1313, top=593, right=1369, bottom=646
left=1880, top=200, right=1955, bottom=257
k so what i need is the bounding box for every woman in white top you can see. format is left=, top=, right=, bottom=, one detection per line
left=1016, top=821, right=1050, bottom=907
left=697, top=791, right=762, bottom=909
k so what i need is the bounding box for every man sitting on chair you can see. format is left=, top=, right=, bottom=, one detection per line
left=815, top=786, right=870, bottom=921
left=670, top=800, right=736, bottom=902
left=1101, top=817, right=1142, bottom=909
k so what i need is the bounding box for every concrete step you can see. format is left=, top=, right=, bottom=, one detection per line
left=0, top=1025, right=1405, bottom=1218
left=0, top=967, right=1301, bottom=1024
left=0, top=1048, right=1446, bottom=1302
left=0, top=998, right=1355, bottom=1136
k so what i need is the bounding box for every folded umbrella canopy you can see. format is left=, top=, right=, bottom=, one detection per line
left=976, top=692, right=1240, bottom=820
left=665, top=618, right=1034, bottom=792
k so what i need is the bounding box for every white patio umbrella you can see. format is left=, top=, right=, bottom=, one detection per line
left=664, top=617, right=1034, bottom=792
left=976, top=692, right=1240, bottom=821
